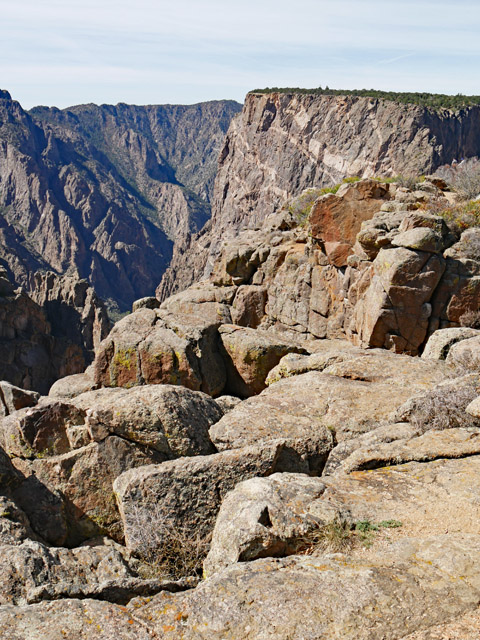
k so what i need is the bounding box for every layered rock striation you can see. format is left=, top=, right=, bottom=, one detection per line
left=159, top=91, right=480, bottom=298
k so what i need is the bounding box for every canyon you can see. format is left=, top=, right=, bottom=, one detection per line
left=0, top=89, right=241, bottom=314
left=0, top=89, right=480, bottom=638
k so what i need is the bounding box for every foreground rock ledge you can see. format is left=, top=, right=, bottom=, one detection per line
left=2, top=534, right=480, bottom=639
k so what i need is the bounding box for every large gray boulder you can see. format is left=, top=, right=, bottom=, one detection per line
left=218, top=324, right=307, bottom=397
left=71, top=385, right=222, bottom=458
left=131, top=535, right=480, bottom=640
left=204, top=473, right=328, bottom=576
left=421, top=327, right=480, bottom=361
left=94, top=308, right=227, bottom=396
left=114, top=441, right=316, bottom=557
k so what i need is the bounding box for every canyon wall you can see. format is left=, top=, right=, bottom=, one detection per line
left=0, top=90, right=241, bottom=313
left=158, top=92, right=480, bottom=299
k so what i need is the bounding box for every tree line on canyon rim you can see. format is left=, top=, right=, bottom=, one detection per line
left=250, top=87, right=480, bottom=111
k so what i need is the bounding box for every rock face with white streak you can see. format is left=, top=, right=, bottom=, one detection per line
left=159, top=91, right=480, bottom=299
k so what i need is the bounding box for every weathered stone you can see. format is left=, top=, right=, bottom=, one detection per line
left=212, top=350, right=450, bottom=449
left=335, top=427, right=480, bottom=474
left=213, top=394, right=243, bottom=415
left=0, top=597, right=154, bottom=639
left=265, top=340, right=362, bottom=384
left=0, top=381, right=39, bottom=417
left=351, top=246, right=445, bottom=354
left=48, top=365, right=97, bottom=399
left=131, top=296, right=160, bottom=312
left=231, top=285, right=268, bottom=328
left=13, top=436, right=164, bottom=546
left=31, top=271, right=110, bottom=361
left=204, top=473, right=327, bottom=576
left=219, top=324, right=306, bottom=397
left=72, top=384, right=221, bottom=457
left=94, top=308, right=227, bottom=396
left=391, top=227, right=445, bottom=253
left=0, top=495, right=38, bottom=545
left=429, top=228, right=480, bottom=333
left=0, top=401, right=86, bottom=458
left=309, top=180, right=391, bottom=266
left=159, top=283, right=235, bottom=324
left=0, top=540, right=134, bottom=605
left=446, top=335, right=480, bottom=370
left=421, top=327, right=480, bottom=360
left=466, top=396, right=480, bottom=418
left=322, top=422, right=418, bottom=476
left=132, top=534, right=480, bottom=640
left=114, top=441, right=314, bottom=555
left=393, top=374, right=480, bottom=431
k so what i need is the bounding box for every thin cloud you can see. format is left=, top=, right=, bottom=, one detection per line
left=1, top=0, right=479, bottom=107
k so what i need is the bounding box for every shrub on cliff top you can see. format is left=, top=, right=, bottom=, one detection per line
left=249, top=87, right=480, bottom=111
left=436, top=157, right=480, bottom=200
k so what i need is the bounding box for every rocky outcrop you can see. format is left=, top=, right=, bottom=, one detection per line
left=159, top=92, right=480, bottom=298
left=157, top=178, right=480, bottom=355
left=92, top=306, right=305, bottom=398
left=0, top=385, right=224, bottom=546
left=0, top=267, right=109, bottom=393
left=30, top=271, right=110, bottom=359
left=0, top=90, right=241, bottom=312
left=114, top=440, right=321, bottom=557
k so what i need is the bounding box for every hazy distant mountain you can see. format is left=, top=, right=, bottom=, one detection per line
left=0, top=89, right=241, bottom=313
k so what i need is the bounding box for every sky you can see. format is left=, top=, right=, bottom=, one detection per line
left=1, top=0, right=479, bottom=109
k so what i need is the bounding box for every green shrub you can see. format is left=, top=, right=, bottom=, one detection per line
left=436, top=200, right=480, bottom=234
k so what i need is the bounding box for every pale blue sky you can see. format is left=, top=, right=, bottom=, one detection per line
left=1, top=0, right=479, bottom=109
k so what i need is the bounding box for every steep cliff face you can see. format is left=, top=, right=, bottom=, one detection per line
left=158, top=92, right=480, bottom=298
left=0, top=267, right=109, bottom=393
left=0, top=91, right=241, bottom=312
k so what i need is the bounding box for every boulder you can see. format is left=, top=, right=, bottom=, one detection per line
left=351, top=246, right=445, bottom=354
left=211, top=450, right=480, bottom=574
left=428, top=228, right=480, bottom=333
left=446, top=335, right=480, bottom=370
left=71, top=385, right=221, bottom=457
left=13, top=436, right=165, bottom=546
left=0, top=540, right=133, bottom=605
left=211, top=235, right=270, bottom=286
left=131, top=296, right=160, bottom=312
left=322, top=421, right=418, bottom=475
left=421, top=327, right=480, bottom=360
left=94, top=308, right=226, bottom=396
left=159, top=282, right=235, bottom=324
left=0, top=598, right=153, bottom=639
left=0, top=400, right=86, bottom=459
left=211, top=350, right=450, bottom=450
left=230, top=285, right=268, bottom=328
left=265, top=340, right=362, bottom=384
left=204, top=473, right=328, bottom=576
left=391, top=227, right=445, bottom=253
left=131, top=534, right=480, bottom=640
left=309, top=180, right=391, bottom=266
left=0, top=495, right=39, bottom=546
left=48, top=365, right=97, bottom=399
left=114, top=441, right=315, bottom=556
left=0, top=381, right=39, bottom=417
left=218, top=324, right=307, bottom=397
left=393, top=374, right=480, bottom=432
left=466, top=396, right=480, bottom=419
left=333, top=427, right=480, bottom=474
